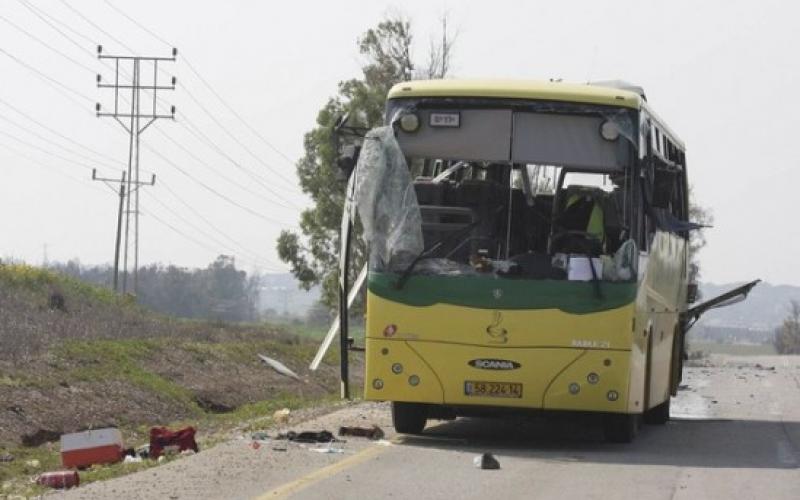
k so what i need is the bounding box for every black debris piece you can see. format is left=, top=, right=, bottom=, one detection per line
left=338, top=425, right=385, bottom=440
left=276, top=430, right=338, bottom=443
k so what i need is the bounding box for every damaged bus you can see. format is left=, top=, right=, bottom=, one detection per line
left=318, top=80, right=757, bottom=443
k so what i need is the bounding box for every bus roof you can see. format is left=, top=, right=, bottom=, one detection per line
left=387, top=79, right=642, bottom=110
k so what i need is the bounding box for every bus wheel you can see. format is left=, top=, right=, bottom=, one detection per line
left=392, top=402, right=427, bottom=434
left=603, top=413, right=638, bottom=443
left=643, top=398, right=670, bottom=425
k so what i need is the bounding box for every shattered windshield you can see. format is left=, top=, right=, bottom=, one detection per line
left=348, top=106, right=640, bottom=283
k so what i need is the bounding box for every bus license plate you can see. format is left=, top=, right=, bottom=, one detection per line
left=464, top=381, right=522, bottom=398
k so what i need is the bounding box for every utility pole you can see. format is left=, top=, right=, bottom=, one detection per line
left=91, top=169, right=155, bottom=292
left=95, top=45, right=176, bottom=295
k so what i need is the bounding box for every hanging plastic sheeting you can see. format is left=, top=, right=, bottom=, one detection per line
left=349, top=126, right=424, bottom=271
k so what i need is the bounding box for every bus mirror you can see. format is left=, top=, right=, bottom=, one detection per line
left=336, top=144, right=360, bottom=181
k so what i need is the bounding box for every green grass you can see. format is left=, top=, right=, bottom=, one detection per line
left=58, top=340, right=199, bottom=411
left=0, top=262, right=123, bottom=307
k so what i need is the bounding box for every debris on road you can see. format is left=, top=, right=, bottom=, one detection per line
left=258, top=354, right=302, bottom=381
left=250, top=441, right=262, bottom=450
left=149, top=426, right=199, bottom=459
left=36, top=470, right=80, bottom=489
left=273, top=408, right=291, bottom=424
left=61, top=428, right=124, bottom=469
left=339, top=425, right=385, bottom=440
left=473, top=453, right=501, bottom=470
left=276, top=430, right=337, bottom=443
left=272, top=445, right=288, bottom=452
left=310, top=447, right=345, bottom=454
left=123, top=455, right=143, bottom=464
left=251, top=431, right=270, bottom=441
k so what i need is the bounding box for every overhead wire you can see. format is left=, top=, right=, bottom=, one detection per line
left=101, top=1, right=302, bottom=186
left=0, top=8, right=291, bottom=268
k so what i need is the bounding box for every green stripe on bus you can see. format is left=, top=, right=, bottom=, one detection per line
left=368, top=272, right=637, bottom=313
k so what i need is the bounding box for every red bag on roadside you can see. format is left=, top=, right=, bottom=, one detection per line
left=149, top=426, right=198, bottom=459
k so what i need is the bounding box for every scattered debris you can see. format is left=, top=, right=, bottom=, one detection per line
left=711, top=400, right=719, bottom=404
left=36, top=470, right=79, bottom=489
left=272, top=445, right=288, bottom=452
left=150, top=426, right=198, bottom=459
left=276, top=430, right=337, bottom=443
left=136, top=444, right=150, bottom=459
left=755, top=363, right=776, bottom=371
left=25, top=459, right=40, bottom=468
left=677, top=384, right=690, bottom=391
left=251, top=431, right=270, bottom=441
left=473, top=453, right=500, bottom=470
left=21, top=428, right=61, bottom=447
left=250, top=441, right=261, bottom=450
left=123, top=455, right=143, bottom=464
left=339, top=425, right=385, bottom=440
left=61, top=428, right=124, bottom=469
left=273, top=408, right=291, bottom=424
left=310, top=445, right=345, bottom=454
left=0, top=454, right=13, bottom=462
left=375, top=439, right=393, bottom=447
left=258, top=354, right=302, bottom=381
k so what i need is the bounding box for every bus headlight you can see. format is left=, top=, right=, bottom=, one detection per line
left=600, top=120, right=620, bottom=141
left=399, top=113, right=420, bottom=133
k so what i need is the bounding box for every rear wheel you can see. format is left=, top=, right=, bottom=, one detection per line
left=643, top=398, right=670, bottom=425
left=391, top=402, right=427, bottom=434
left=603, top=413, right=639, bottom=443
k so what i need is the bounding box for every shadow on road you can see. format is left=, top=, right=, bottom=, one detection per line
left=396, top=415, right=800, bottom=470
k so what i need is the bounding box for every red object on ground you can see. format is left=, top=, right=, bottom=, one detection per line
left=37, top=471, right=80, bottom=489
left=60, top=428, right=123, bottom=468
left=149, top=426, right=198, bottom=459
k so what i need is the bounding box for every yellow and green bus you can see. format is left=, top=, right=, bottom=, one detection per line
left=329, top=79, right=756, bottom=442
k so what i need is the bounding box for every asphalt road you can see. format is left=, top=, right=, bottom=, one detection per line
left=61, top=355, right=800, bottom=500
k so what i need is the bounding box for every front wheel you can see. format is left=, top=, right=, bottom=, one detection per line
left=603, top=413, right=639, bottom=443
left=391, top=402, right=427, bottom=434
left=643, top=398, right=670, bottom=425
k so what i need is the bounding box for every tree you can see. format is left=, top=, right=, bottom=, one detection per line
left=277, top=16, right=454, bottom=308
left=774, top=300, right=800, bottom=354
left=688, top=188, right=713, bottom=287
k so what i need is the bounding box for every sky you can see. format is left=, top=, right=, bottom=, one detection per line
left=0, top=0, right=797, bottom=286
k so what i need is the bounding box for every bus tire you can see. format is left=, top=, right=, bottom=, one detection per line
left=392, top=402, right=427, bottom=434
left=603, top=413, right=638, bottom=443
left=644, top=398, right=670, bottom=425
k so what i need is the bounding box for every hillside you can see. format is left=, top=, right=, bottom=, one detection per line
left=0, top=263, right=353, bottom=447
left=699, top=281, right=800, bottom=330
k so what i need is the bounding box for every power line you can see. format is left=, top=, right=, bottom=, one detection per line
left=0, top=12, right=97, bottom=75
left=143, top=188, right=280, bottom=271
left=152, top=126, right=297, bottom=211
left=141, top=142, right=294, bottom=228
left=0, top=112, right=123, bottom=172
left=57, top=0, right=137, bottom=54
left=179, top=81, right=301, bottom=192
left=0, top=95, right=126, bottom=169
left=174, top=116, right=302, bottom=209
left=101, top=2, right=300, bottom=180
left=0, top=47, right=93, bottom=106
left=158, top=179, right=275, bottom=264
left=103, top=0, right=172, bottom=48
left=0, top=128, right=95, bottom=173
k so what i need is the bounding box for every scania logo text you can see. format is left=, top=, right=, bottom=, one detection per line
left=468, top=359, right=521, bottom=370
